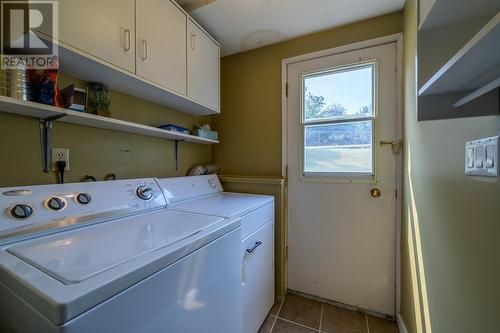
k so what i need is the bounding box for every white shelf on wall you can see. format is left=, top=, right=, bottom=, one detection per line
left=0, top=96, right=218, bottom=144
left=453, top=77, right=500, bottom=108
left=419, top=0, right=500, bottom=31
left=56, top=40, right=219, bottom=117
left=419, top=12, right=500, bottom=97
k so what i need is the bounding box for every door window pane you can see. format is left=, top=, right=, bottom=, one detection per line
left=304, top=65, right=373, bottom=122
left=304, top=121, right=373, bottom=174
left=302, top=62, right=376, bottom=178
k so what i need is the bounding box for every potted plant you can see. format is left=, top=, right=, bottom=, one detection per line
left=89, top=82, right=111, bottom=117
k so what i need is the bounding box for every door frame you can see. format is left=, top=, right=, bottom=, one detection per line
left=281, top=33, right=404, bottom=314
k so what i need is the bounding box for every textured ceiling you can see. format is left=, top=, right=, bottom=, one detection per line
left=178, top=0, right=404, bottom=56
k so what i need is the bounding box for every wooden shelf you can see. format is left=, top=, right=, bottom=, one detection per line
left=419, top=12, right=500, bottom=96
left=0, top=96, right=218, bottom=144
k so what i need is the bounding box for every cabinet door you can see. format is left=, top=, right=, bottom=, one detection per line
left=187, top=19, right=220, bottom=111
left=57, top=0, right=135, bottom=73
left=241, top=221, right=274, bottom=333
left=136, top=0, right=187, bottom=95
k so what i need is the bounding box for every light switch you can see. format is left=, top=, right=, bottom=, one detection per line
left=485, top=144, right=495, bottom=168
left=466, top=148, right=475, bottom=168
left=465, top=135, right=499, bottom=177
left=475, top=146, right=484, bottom=168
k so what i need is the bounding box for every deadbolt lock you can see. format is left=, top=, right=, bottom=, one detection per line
left=370, top=188, right=382, bottom=198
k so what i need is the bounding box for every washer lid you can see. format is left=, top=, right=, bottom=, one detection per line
left=169, top=192, right=274, bottom=218
left=7, top=209, right=225, bottom=284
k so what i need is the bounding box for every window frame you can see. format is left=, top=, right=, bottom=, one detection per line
left=300, top=60, right=378, bottom=182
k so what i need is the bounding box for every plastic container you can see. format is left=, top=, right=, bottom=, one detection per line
left=194, top=129, right=218, bottom=140
left=158, top=124, right=190, bottom=134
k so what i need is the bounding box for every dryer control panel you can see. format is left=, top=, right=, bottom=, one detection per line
left=158, top=175, right=223, bottom=205
left=0, top=178, right=166, bottom=244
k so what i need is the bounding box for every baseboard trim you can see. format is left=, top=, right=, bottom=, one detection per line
left=397, top=313, right=409, bottom=333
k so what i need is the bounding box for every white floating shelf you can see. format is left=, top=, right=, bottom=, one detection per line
left=453, top=77, right=500, bottom=108
left=419, top=12, right=500, bottom=96
left=56, top=40, right=219, bottom=117
left=419, top=0, right=500, bottom=31
left=0, top=96, right=218, bottom=144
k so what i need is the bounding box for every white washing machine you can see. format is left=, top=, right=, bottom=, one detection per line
left=157, top=175, right=275, bottom=333
left=0, top=178, right=241, bottom=333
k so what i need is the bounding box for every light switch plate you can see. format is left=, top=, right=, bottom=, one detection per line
left=465, top=136, right=499, bottom=177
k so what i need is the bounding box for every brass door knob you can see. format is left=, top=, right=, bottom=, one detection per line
left=370, top=188, right=381, bottom=198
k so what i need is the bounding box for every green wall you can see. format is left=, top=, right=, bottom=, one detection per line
left=213, top=12, right=404, bottom=302
left=213, top=12, right=404, bottom=176
left=401, top=1, right=500, bottom=332
left=0, top=74, right=211, bottom=187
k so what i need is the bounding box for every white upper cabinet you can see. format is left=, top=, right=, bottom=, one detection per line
left=136, top=0, right=187, bottom=95
left=57, top=0, right=136, bottom=73
left=187, top=20, right=220, bottom=111
left=34, top=1, right=220, bottom=115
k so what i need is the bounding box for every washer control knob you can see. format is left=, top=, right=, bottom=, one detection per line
left=47, top=197, right=66, bottom=211
left=136, top=186, right=153, bottom=200
left=11, top=204, right=34, bottom=219
left=76, top=193, right=92, bottom=205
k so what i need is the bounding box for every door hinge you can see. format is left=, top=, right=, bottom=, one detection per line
left=286, top=246, right=288, bottom=259
left=285, top=83, right=288, bottom=97
left=395, top=188, right=398, bottom=198
left=285, top=165, right=288, bottom=180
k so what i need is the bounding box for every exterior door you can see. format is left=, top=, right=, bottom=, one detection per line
left=286, top=43, right=399, bottom=316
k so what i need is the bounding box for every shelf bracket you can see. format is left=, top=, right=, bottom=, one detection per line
left=173, top=140, right=184, bottom=171
left=39, top=114, right=66, bottom=173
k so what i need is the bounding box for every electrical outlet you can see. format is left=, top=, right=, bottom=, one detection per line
left=52, top=148, right=70, bottom=171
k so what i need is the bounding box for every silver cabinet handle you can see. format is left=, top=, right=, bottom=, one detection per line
left=141, top=40, right=148, bottom=60
left=246, top=241, right=262, bottom=254
left=190, top=33, right=196, bottom=50
left=123, top=29, right=131, bottom=51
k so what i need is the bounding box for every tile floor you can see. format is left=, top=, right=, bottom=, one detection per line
left=258, top=293, right=399, bottom=333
